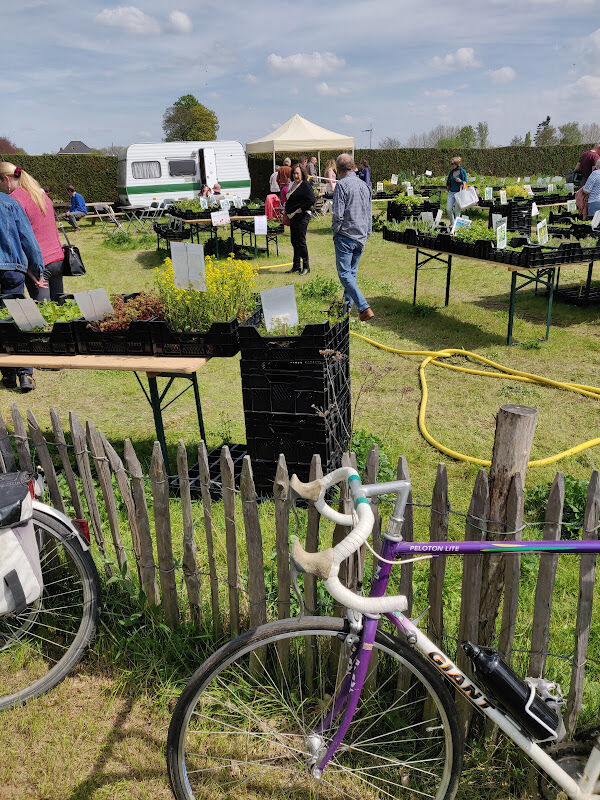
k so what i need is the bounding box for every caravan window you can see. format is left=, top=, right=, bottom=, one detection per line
left=132, top=161, right=161, bottom=179
left=168, top=159, right=196, bottom=177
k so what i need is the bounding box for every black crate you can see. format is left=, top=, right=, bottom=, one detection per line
left=0, top=319, right=77, bottom=356
left=169, top=443, right=247, bottom=498
left=387, top=201, right=440, bottom=224
left=239, top=315, right=349, bottom=362
left=251, top=447, right=346, bottom=496
left=150, top=307, right=262, bottom=358
left=554, top=285, right=600, bottom=306
left=72, top=318, right=154, bottom=355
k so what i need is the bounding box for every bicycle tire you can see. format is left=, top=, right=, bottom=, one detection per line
left=0, top=507, right=100, bottom=711
left=167, top=616, right=463, bottom=800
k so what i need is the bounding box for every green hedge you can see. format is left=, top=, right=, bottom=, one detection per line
left=248, top=144, right=591, bottom=195
left=0, top=154, right=119, bottom=204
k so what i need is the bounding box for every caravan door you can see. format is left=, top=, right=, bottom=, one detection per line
left=199, top=148, right=217, bottom=189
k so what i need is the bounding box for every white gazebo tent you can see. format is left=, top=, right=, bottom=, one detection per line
left=246, top=114, right=354, bottom=174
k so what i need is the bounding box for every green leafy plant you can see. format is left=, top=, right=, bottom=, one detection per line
left=299, top=275, right=340, bottom=300
left=525, top=474, right=590, bottom=539
left=94, top=292, right=164, bottom=332
left=0, top=299, right=82, bottom=330
left=454, top=220, right=496, bottom=242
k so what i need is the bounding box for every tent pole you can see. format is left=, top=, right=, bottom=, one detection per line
left=273, top=145, right=276, bottom=172
left=318, top=151, right=321, bottom=176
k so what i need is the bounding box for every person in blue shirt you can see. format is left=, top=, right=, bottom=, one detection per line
left=0, top=193, right=45, bottom=391
left=65, top=184, right=87, bottom=231
left=357, top=159, right=371, bottom=189
left=445, top=156, right=467, bottom=225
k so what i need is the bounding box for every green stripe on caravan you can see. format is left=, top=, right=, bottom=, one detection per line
left=119, top=180, right=252, bottom=195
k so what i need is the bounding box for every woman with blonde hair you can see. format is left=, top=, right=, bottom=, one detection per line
left=324, top=159, right=337, bottom=197
left=0, top=162, right=62, bottom=300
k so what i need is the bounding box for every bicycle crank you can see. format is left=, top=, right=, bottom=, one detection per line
left=539, top=740, right=600, bottom=799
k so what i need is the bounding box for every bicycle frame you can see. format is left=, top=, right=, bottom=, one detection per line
left=316, top=533, right=600, bottom=799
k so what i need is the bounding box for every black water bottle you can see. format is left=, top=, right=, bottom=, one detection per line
left=463, top=642, right=559, bottom=740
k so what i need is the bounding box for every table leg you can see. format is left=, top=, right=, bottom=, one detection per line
left=507, top=271, right=517, bottom=346
left=584, top=261, right=594, bottom=301
left=191, top=373, right=207, bottom=442
left=413, top=249, right=420, bottom=306
left=445, top=255, right=452, bottom=307
left=147, top=375, right=170, bottom=473
left=545, top=269, right=554, bottom=341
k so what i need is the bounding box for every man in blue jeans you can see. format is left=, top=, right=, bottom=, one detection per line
left=331, top=153, right=374, bottom=321
left=0, top=192, right=45, bottom=392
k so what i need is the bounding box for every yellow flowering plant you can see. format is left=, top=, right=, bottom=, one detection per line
left=154, top=255, right=259, bottom=332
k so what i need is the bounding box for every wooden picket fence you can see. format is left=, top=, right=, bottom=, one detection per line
left=0, top=401, right=599, bottom=736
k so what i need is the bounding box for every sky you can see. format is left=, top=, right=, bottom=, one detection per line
left=4, top=0, right=600, bottom=154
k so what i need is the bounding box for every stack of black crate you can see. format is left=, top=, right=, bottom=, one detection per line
left=239, top=315, right=351, bottom=495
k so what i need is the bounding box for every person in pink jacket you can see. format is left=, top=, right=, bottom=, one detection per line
left=0, top=162, right=63, bottom=301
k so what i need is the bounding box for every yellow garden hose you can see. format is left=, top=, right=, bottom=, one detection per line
left=350, top=331, right=600, bottom=468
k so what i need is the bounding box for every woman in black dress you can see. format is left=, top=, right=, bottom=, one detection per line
left=284, top=163, right=315, bottom=275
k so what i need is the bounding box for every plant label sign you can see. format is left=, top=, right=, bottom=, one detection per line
left=3, top=299, right=46, bottom=331
left=74, top=289, right=114, bottom=322
left=425, top=169, right=433, bottom=177
left=591, top=210, right=600, bottom=230
left=517, top=177, right=521, bottom=183
left=254, top=215, right=268, bottom=236
left=171, top=242, right=206, bottom=291
left=499, top=190, right=507, bottom=204
left=485, top=187, right=493, bottom=201
left=208, top=194, right=216, bottom=205
left=200, top=197, right=208, bottom=210
left=547, top=184, right=554, bottom=193
left=406, top=186, right=414, bottom=196
left=537, top=218, right=549, bottom=245
left=220, top=199, right=231, bottom=211
left=211, top=209, right=230, bottom=227
left=420, top=211, right=434, bottom=227
left=565, top=182, right=575, bottom=194
left=524, top=177, right=531, bottom=183
left=567, top=199, right=577, bottom=214
left=450, top=216, right=471, bottom=235
left=390, top=174, right=398, bottom=185
left=531, top=202, right=539, bottom=217
left=434, top=209, right=443, bottom=225
left=492, top=214, right=507, bottom=232
left=524, top=184, right=533, bottom=195
left=233, top=196, right=243, bottom=209
left=496, top=221, right=508, bottom=250
left=260, top=285, right=299, bottom=332
left=376, top=182, right=384, bottom=192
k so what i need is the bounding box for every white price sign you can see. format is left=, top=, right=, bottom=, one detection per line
left=260, top=285, right=299, bottom=332
left=74, top=289, right=114, bottom=322
left=390, top=174, right=398, bottom=185
left=547, top=184, right=554, bottom=193
left=376, top=182, right=384, bottom=192
left=254, top=215, right=268, bottom=235
left=499, top=190, right=507, bottom=204
left=566, top=199, right=577, bottom=214
left=496, top=221, right=507, bottom=250
left=211, top=209, right=230, bottom=226
left=531, top=202, right=539, bottom=217
left=171, top=242, right=206, bottom=291
left=406, top=186, right=414, bottom=196
left=485, top=187, right=493, bottom=201
left=537, top=218, right=548, bottom=245
left=3, top=299, right=46, bottom=331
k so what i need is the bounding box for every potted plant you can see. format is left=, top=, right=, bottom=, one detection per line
left=72, top=292, right=160, bottom=355
left=0, top=299, right=80, bottom=356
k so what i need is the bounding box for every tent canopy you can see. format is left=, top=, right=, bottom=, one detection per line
left=246, top=114, right=354, bottom=154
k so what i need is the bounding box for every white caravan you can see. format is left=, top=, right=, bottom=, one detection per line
left=118, top=141, right=251, bottom=207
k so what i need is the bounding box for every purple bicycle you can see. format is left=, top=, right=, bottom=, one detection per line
left=167, top=467, right=600, bottom=800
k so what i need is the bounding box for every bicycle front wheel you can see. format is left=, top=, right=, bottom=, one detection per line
left=0, top=507, right=100, bottom=711
left=167, top=616, right=463, bottom=800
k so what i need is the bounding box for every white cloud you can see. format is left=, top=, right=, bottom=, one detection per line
left=554, top=75, right=600, bottom=101
left=137, top=130, right=151, bottom=138
left=167, top=11, right=192, bottom=34
left=424, top=88, right=454, bottom=98
left=488, top=66, right=517, bottom=83
left=315, top=81, right=349, bottom=97
left=94, top=6, right=161, bottom=35
left=436, top=104, right=450, bottom=113
left=583, top=28, right=600, bottom=63
left=341, top=114, right=356, bottom=124
left=243, top=73, right=258, bottom=84
left=430, top=47, right=481, bottom=72
left=267, top=51, right=345, bottom=78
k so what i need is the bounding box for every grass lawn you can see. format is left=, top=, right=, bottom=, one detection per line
left=1, top=208, right=600, bottom=799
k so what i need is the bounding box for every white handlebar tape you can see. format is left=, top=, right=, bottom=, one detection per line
left=324, top=574, right=408, bottom=614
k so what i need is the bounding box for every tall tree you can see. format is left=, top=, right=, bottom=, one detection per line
left=534, top=116, right=557, bottom=147
left=459, top=125, right=477, bottom=148
left=524, top=131, right=532, bottom=147
left=378, top=136, right=402, bottom=148
left=509, top=134, right=525, bottom=146
left=0, top=136, right=23, bottom=154
left=476, top=121, right=489, bottom=148
left=581, top=122, right=600, bottom=144
left=163, top=94, right=219, bottom=142
left=558, top=122, right=582, bottom=145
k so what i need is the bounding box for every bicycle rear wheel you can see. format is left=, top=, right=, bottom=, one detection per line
left=0, top=507, right=100, bottom=711
left=167, top=616, right=463, bottom=800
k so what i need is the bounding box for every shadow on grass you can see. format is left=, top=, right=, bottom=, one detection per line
left=473, top=286, right=600, bottom=329
left=136, top=249, right=169, bottom=270
left=365, top=295, right=506, bottom=349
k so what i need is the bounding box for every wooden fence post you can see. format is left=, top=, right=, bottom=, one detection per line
left=26, top=410, right=65, bottom=513
left=87, top=420, right=129, bottom=576
left=198, top=441, right=221, bottom=639
left=456, top=469, right=489, bottom=739
left=529, top=473, right=564, bottom=678
left=565, top=470, right=600, bottom=734
left=274, top=454, right=290, bottom=675
left=177, top=440, right=202, bottom=626
left=0, top=409, right=16, bottom=471
left=498, top=473, right=524, bottom=663
left=11, top=404, right=33, bottom=472
left=50, top=408, right=84, bottom=518
left=427, top=463, right=449, bottom=647
left=150, top=441, right=179, bottom=628
left=123, top=439, right=160, bottom=605
left=240, top=457, right=267, bottom=673
left=479, top=405, right=537, bottom=646
left=221, top=446, right=240, bottom=637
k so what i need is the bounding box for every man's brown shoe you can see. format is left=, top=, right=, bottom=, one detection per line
left=359, top=307, right=374, bottom=321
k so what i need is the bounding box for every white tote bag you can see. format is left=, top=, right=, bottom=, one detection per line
left=454, top=186, right=479, bottom=211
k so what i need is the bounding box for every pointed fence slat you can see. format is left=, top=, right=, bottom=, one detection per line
left=177, top=441, right=202, bottom=625
left=529, top=473, right=564, bottom=679
left=221, top=445, right=240, bottom=637
left=198, top=441, right=221, bottom=638
left=498, top=474, right=524, bottom=663
left=456, top=469, right=489, bottom=739
left=240, top=457, right=267, bottom=675
left=304, top=454, right=323, bottom=616
left=150, top=442, right=179, bottom=628
left=101, top=433, right=142, bottom=583
left=50, top=408, right=84, bottom=518
left=87, top=420, right=129, bottom=576
left=11, top=404, right=33, bottom=472
left=123, top=438, right=160, bottom=605
left=0, top=409, right=16, bottom=471
left=565, top=470, right=600, bottom=735
left=427, top=464, right=449, bottom=647
left=27, top=410, right=65, bottom=513
left=274, top=454, right=290, bottom=675
left=69, top=412, right=109, bottom=574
